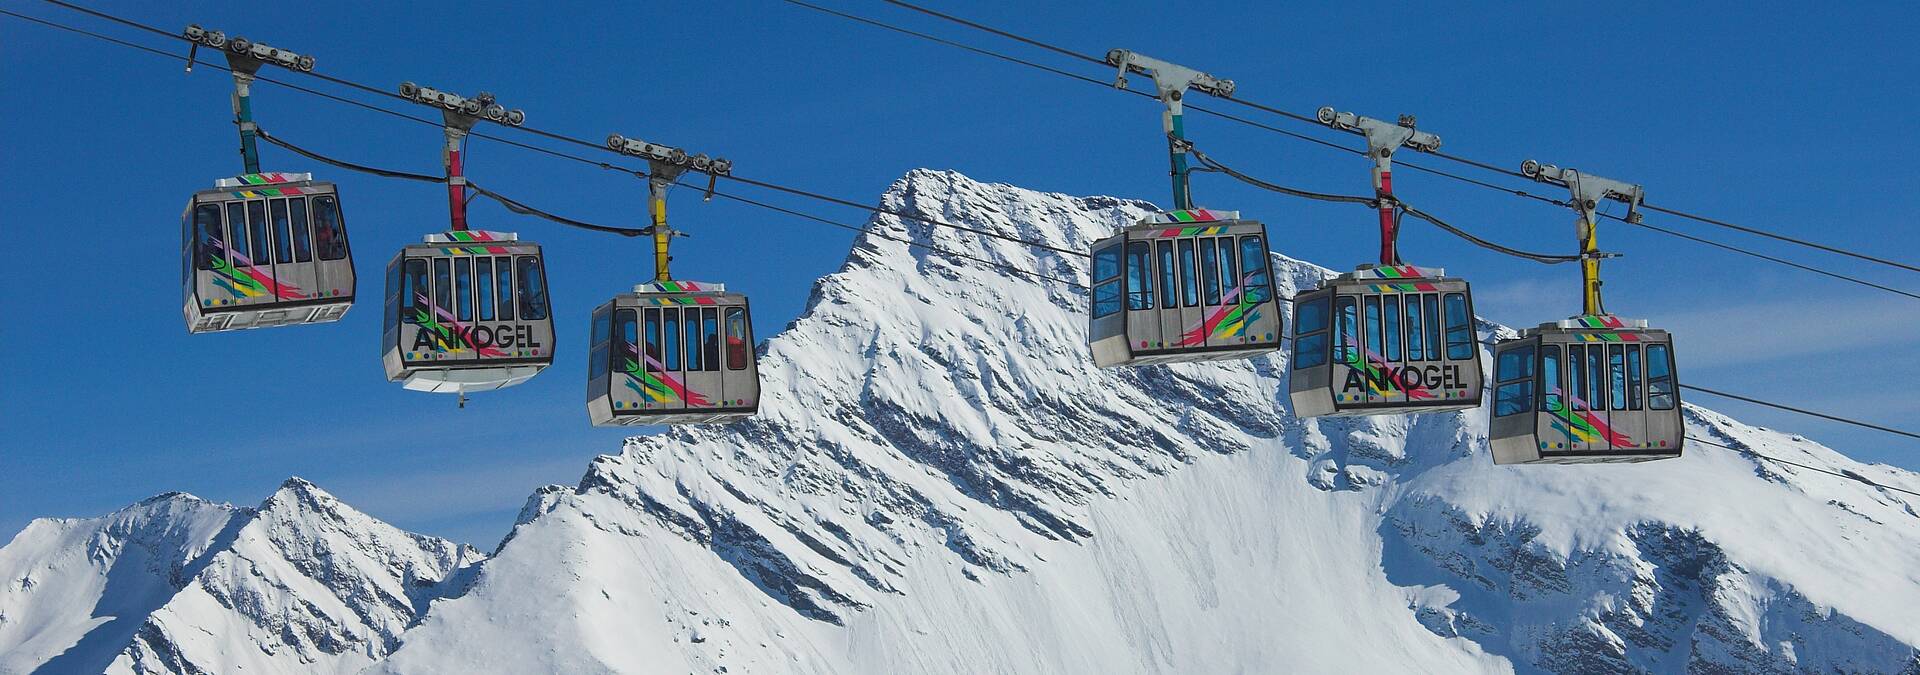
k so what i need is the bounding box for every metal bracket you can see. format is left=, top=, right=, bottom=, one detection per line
left=1104, top=49, right=1234, bottom=110
left=1520, top=160, right=1644, bottom=223
left=1317, top=107, right=1440, bottom=159
left=398, top=82, right=526, bottom=129
left=185, top=25, right=316, bottom=75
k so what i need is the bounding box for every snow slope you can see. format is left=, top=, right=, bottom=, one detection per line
left=7, top=169, right=1920, bottom=674
left=374, top=169, right=1920, bottom=674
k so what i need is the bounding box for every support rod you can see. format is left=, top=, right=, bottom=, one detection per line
left=444, top=127, right=469, bottom=232
left=1521, top=160, right=1643, bottom=317
left=1106, top=50, right=1233, bottom=212
left=1317, top=108, right=1441, bottom=266
left=231, top=72, right=261, bottom=174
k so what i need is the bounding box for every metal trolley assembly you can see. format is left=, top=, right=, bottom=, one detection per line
left=381, top=82, right=551, bottom=401
left=586, top=134, right=760, bottom=425
left=180, top=26, right=355, bottom=333
left=1287, top=107, right=1483, bottom=417
left=1489, top=163, right=1684, bottom=463
left=1089, top=51, right=1282, bottom=368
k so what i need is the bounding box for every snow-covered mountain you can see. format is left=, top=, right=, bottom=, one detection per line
left=0, top=479, right=481, bottom=675
left=8, top=169, right=1920, bottom=674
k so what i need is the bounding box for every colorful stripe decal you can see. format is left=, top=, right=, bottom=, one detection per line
left=619, top=343, right=713, bottom=407
left=1544, top=391, right=1634, bottom=446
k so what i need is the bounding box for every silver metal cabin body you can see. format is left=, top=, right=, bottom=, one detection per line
left=1090, top=209, right=1284, bottom=367
left=1489, top=316, right=1683, bottom=464
left=587, top=281, right=760, bottom=426
left=182, top=172, right=355, bottom=332
left=1289, top=265, right=1483, bottom=417
left=381, top=230, right=554, bottom=394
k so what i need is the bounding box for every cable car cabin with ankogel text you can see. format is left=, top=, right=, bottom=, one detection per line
left=1489, top=316, right=1682, bottom=464
left=1289, top=265, right=1483, bottom=417
left=1090, top=210, right=1283, bottom=368
left=183, top=173, right=355, bottom=333
left=587, top=281, right=759, bottom=426
left=382, top=230, right=554, bottom=394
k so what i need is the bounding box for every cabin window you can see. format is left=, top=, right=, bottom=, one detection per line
left=225, top=202, right=250, bottom=264
left=383, top=260, right=400, bottom=336
left=432, top=258, right=452, bottom=318
left=1293, top=296, right=1329, bottom=370
left=1092, top=243, right=1122, bottom=318
left=246, top=201, right=269, bottom=267
left=1364, top=296, right=1383, bottom=363
left=1608, top=345, right=1628, bottom=410
left=516, top=256, right=549, bottom=321
left=590, top=306, right=612, bottom=379
left=1568, top=345, right=1588, bottom=410
left=454, top=258, right=474, bottom=321
left=288, top=198, right=312, bottom=263
left=1625, top=344, right=1643, bottom=411
left=494, top=256, right=515, bottom=321
left=1218, top=238, right=1240, bottom=301
left=270, top=199, right=294, bottom=264
left=1155, top=240, right=1177, bottom=309
left=1178, top=239, right=1199, bottom=307
left=703, top=308, right=721, bottom=372
left=401, top=258, right=428, bottom=324
left=664, top=309, right=682, bottom=371
left=1404, top=294, right=1425, bottom=361
left=725, top=307, right=749, bottom=370
left=1540, top=345, right=1563, bottom=414
left=1586, top=344, right=1608, bottom=411
left=194, top=204, right=224, bottom=270
left=684, top=309, right=703, bottom=372
left=1238, top=235, right=1272, bottom=303
left=1646, top=344, right=1676, bottom=410
left=1125, top=241, right=1154, bottom=310
left=1443, top=293, right=1473, bottom=360
left=476, top=258, right=496, bottom=321
left=1200, top=239, right=1221, bottom=305
left=1333, top=296, right=1359, bottom=366
left=1422, top=294, right=1442, bottom=363
left=644, top=308, right=663, bottom=367
left=311, top=195, right=348, bottom=261
left=1493, top=345, right=1536, bottom=417
left=617, top=309, right=639, bottom=372
left=1382, top=295, right=1403, bottom=362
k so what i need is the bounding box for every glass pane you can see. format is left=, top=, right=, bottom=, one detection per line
left=1155, top=240, right=1177, bottom=309
left=617, top=309, right=639, bottom=373
left=592, top=307, right=612, bottom=345
left=1364, top=296, right=1382, bottom=363
left=1125, top=241, right=1153, bottom=310
left=1495, top=381, right=1534, bottom=417
left=1382, top=295, right=1402, bottom=362
left=384, top=260, right=399, bottom=334
left=455, top=257, right=473, bottom=322
left=1219, top=238, right=1239, bottom=302
left=1444, top=293, right=1473, bottom=360
left=1541, top=345, right=1563, bottom=413
left=1092, top=280, right=1122, bottom=318
left=495, top=256, right=515, bottom=321
left=476, top=258, right=495, bottom=322
left=1295, top=297, right=1328, bottom=335
left=1238, top=236, right=1272, bottom=304
left=1199, top=239, right=1221, bottom=305
left=246, top=201, right=268, bottom=267
left=270, top=199, right=293, bottom=264
left=516, top=256, right=549, bottom=321
left=664, top=310, right=681, bottom=371
left=1294, top=332, right=1327, bottom=370
left=1404, top=295, right=1424, bottom=361
left=194, top=204, right=224, bottom=271
left=1608, top=345, right=1627, bottom=410
left=288, top=198, right=312, bottom=263
left=225, top=202, right=249, bottom=263
left=644, top=308, right=662, bottom=366
left=1423, top=294, right=1442, bottom=362
left=685, top=309, right=703, bottom=371
left=312, top=196, right=347, bottom=261
left=1626, top=344, right=1643, bottom=411
left=1568, top=345, right=1588, bottom=409
left=726, top=307, right=749, bottom=370
left=1647, top=344, right=1675, bottom=410
left=1495, top=345, right=1535, bottom=384
left=704, top=308, right=721, bottom=372
left=1587, top=345, right=1608, bottom=411
left=1334, top=296, right=1359, bottom=365
left=1092, top=244, right=1121, bottom=281
left=433, top=258, right=451, bottom=320
left=1178, top=239, right=1198, bottom=307
left=401, top=259, right=428, bottom=324
left=589, top=308, right=611, bottom=378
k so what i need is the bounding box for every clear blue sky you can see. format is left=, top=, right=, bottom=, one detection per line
left=4, top=1, right=1917, bottom=547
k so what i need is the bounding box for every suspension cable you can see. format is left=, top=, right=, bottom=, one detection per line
left=1687, top=436, right=1920, bottom=499
left=1683, top=386, right=1920, bottom=442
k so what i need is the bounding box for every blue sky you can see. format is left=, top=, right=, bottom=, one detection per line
left=3, top=1, right=1917, bottom=547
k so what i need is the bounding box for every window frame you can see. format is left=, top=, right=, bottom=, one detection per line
left=725, top=306, right=749, bottom=370
left=1178, top=239, right=1199, bottom=307
left=1238, top=235, right=1273, bottom=304
left=1646, top=343, right=1676, bottom=410
left=454, top=256, right=474, bottom=322
left=476, top=257, right=496, bottom=322
left=194, top=203, right=225, bottom=271
left=1155, top=240, right=1177, bottom=310
left=246, top=200, right=269, bottom=268
left=515, top=255, right=550, bottom=321
left=311, top=194, right=348, bottom=262
left=1382, top=295, right=1402, bottom=363
left=1404, top=294, right=1425, bottom=362
left=270, top=198, right=295, bottom=265
left=1493, top=345, right=1537, bottom=417
left=1124, top=240, right=1154, bottom=311
left=1443, top=292, right=1473, bottom=360
left=1199, top=239, right=1221, bottom=305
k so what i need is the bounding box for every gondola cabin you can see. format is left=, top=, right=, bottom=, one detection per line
left=587, top=281, right=759, bottom=426
left=1288, top=265, right=1483, bottom=417
left=1089, top=209, right=1283, bottom=368
left=1489, top=315, right=1682, bottom=464
left=382, top=230, right=554, bottom=394
left=182, top=172, right=354, bottom=332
